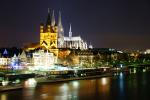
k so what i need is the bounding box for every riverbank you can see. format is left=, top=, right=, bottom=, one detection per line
left=35, top=72, right=114, bottom=84
left=0, top=84, right=23, bottom=92
left=0, top=72, right=114, bottom=92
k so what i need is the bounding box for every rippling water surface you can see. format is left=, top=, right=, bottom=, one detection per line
left=1, top=72, right=150, bottom=100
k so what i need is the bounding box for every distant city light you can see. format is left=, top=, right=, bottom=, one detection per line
left=101, top=78, right=107, bottom=85
left=24, top=78, right=37, bottom=88
left=133, top=68, right=136, bottom=73
left=120, top=64, right=123, bottom=68
left=72, top=81, right=79, bottom=88
left=2, top=80, right=9, bottom=86
left=117, top=51, right=123, bottom=53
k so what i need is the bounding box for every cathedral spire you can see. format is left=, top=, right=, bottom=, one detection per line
left=48, top=8, right=50, bottom=13
left=58, top=11, right=62, bottom=27
left=69, top=24, right=72, bottom=37
left=46, top=8, right=51, bottom=25
left=51, top=10, right=55, bottom=26
left=58, top=11, right=64, bottom=36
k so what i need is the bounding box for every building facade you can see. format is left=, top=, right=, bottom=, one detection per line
left=62, top=24, right=88, bottom=50
left=40, top=9, right=58, bottom=56
left=32, top=50, right=56, bottom=66
left=40, top=9, right=89, bottom=52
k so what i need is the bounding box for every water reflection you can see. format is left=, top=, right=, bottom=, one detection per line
left=1, top=94, right=7, bottom=100
left=119, top=72, right=124, bottom=91
left=134, top=68, right=136, bottom=73
left=1, top=72, right=150, bottom=100
left=23, top=88, right=35, bottom=99
left=119, top=72, right=125, bottom=99
left=100, top=77, right=110, bottom=94
left=143, top=68, right=146, bottom=72
left=72, top=81, right=79, bottom=89
left=101, top=78, right=108, bottom=86
left=59, top=83, right=69, bottom=95
left=24, top=78, right=37, bottom=88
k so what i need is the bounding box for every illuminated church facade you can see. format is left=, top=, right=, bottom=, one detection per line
left=40, top=9, right=88, bottom=52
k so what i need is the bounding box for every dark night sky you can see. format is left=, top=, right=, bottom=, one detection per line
left=0, top=0, right=150, bottom=50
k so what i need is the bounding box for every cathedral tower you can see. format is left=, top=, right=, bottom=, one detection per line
left=57, top=11, right=64, bottom=48
left=69, top=24, right=72, bottom=38
left=40, top=8, right=58, bottom=56
left=40, top=8, right=58, bottom=49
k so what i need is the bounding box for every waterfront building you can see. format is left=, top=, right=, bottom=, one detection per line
left=144, top=49, right=150, bottom=54
left=18, top=51, right=26, bottom=61
left=32, top=50, right=56, bottom=66
left=77, top=50, right=94, bottom=68
left=0, top=57, right=10, bottom=66
left=11, top=54, right=20, bottom=68
left=0, top=49, right=10, bottom=66
left=11, top=54, right=19, bottom=64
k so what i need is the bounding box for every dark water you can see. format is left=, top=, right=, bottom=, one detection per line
left=1, top=72, right=150, bottom=100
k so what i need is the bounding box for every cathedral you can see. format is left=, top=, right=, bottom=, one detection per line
left=40, top=9, right=88, bottom=52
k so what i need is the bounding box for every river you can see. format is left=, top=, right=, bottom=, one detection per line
left=1, top=71, right=150, bottom=100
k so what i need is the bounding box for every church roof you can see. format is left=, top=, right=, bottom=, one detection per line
left=23, top=43, right=40, bottom=51
left=64, top=36, right=82, bottom=41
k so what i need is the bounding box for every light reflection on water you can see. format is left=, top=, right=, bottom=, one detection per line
left=119, top=72, right=125, bottom=99
left=119, top=72, right=124, bottom=91
left=1, top=72, right=150, bottom=100
left=1, top=94, right=7, bottom=100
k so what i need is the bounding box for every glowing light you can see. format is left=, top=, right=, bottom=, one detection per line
left=24, top=78, right=37, bottom=88
left=60, top=28, right=63, bottom=32
left=40, top=94, right=48, bottom=99
left=1, top=94, right=7, bottom=100
left=116, top=68, right=120, bottom=70
left=59, top=83, right=69, bottom=97
left=101, top=78, right=107, bottom=85
left=12, top=79, right=20, bottom=84
left=118, top=51, right=123, bottom=53
left=2, top=80, right=9, bottom=86
left=143, top=69, right=146, bottom=72
left=72, top=81, right=79, bottom=88
left=120, top=64, right=123, bottom=68
left=119, top=72, right=124, bottom=92
left=103, top=68, right=106, bottom=71
left=133, top=68, right=136, bottom=73
left=0, top=58, right=10, bottom=65
left=32, top=50, right=55, bottom=67
left=119, top=72, right=123, bottom=79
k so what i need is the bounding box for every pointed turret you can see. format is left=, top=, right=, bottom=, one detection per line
left=89, top=42, right=93, bottom=49
left=58, top=11, right=64, bottom=36
left=40, top=22, right=44, bottom=33
left=58, top=11, right=62, bottom=27
left=3, top=49, right=8, bottom=55
left=46, top=8, right=51, bottom=26
left=51, top=10, right=55, bottom=26
left=69, top=24, right=72, bottom=37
